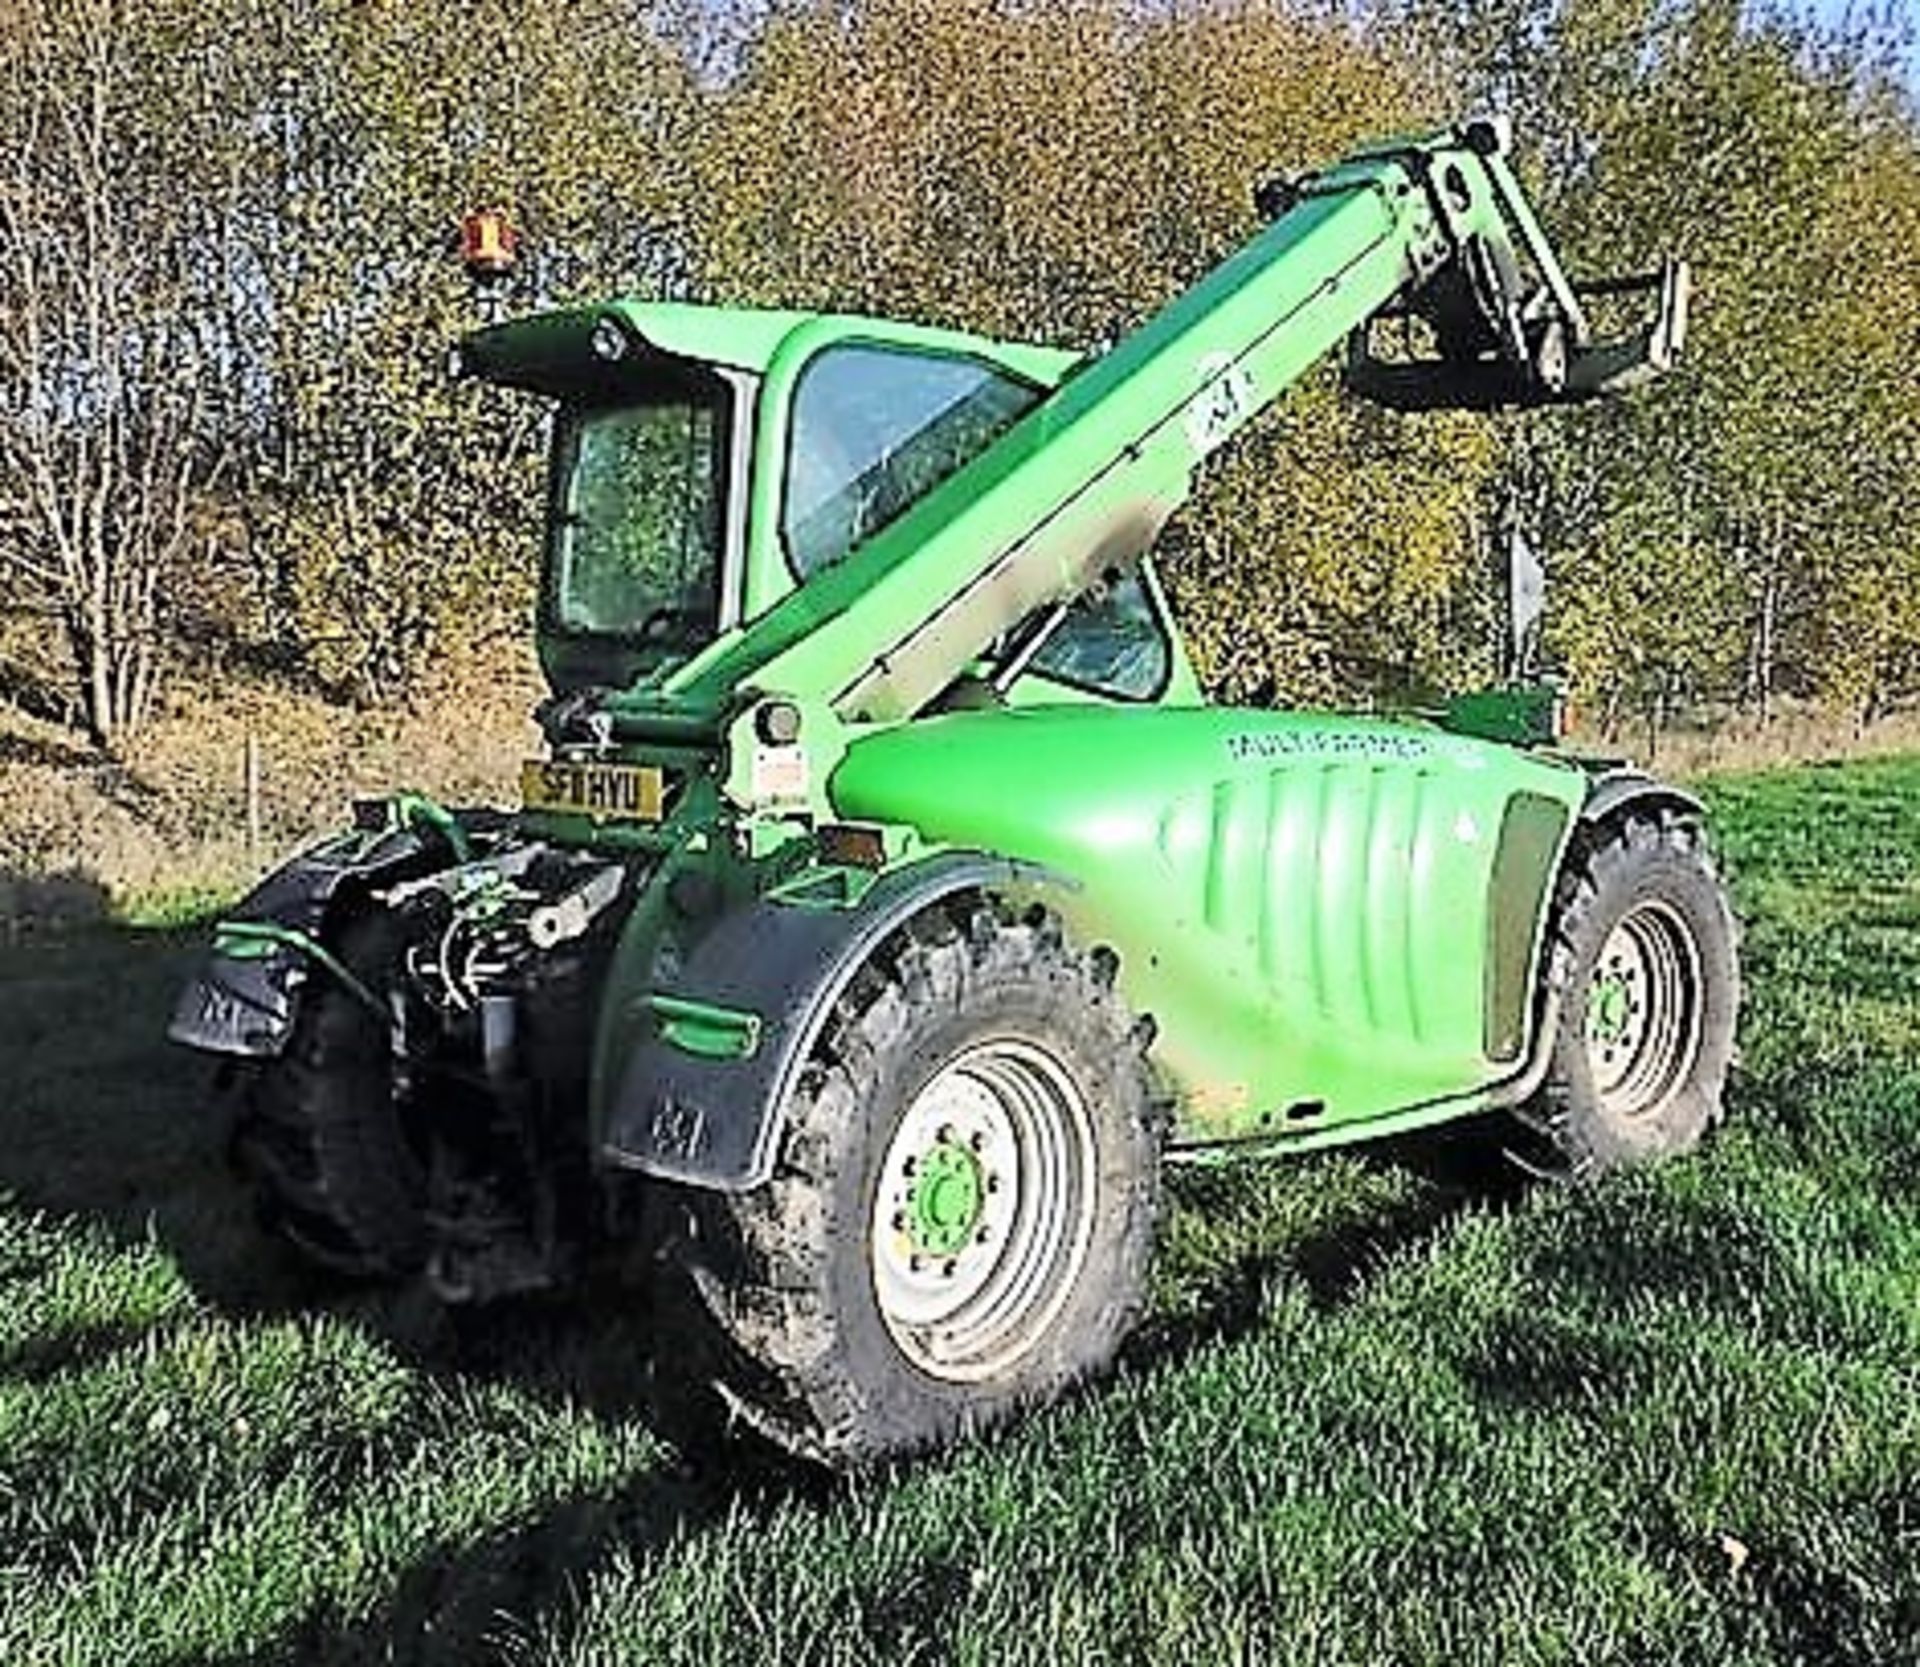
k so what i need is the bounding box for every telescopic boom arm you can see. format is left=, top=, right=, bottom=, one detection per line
left=645, top=119, right=1686, bottom=733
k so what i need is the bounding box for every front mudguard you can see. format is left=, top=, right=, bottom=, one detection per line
left=166, top=816, right=479, bottom=1059
left=600, top=853, right=1053, bottom=1192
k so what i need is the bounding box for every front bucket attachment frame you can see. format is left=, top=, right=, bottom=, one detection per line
left=1344, top=256, right=1691, bottom=413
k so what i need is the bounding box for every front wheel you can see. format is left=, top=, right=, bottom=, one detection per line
left=666, top=898, right=1162, bottom=1469
left=1526, top=810, right=1740, bottom=1174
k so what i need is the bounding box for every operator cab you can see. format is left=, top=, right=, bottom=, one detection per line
left=459, top=302, right=1199, bottom=710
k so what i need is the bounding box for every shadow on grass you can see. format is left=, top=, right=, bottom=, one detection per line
left=1127, top=1120, right=1528, bottom=1372
left=1441, top=1306, right=1645, bottom=1412
left=0, top=889, right=1105, bottom=1659
left=0, top=866, right=114, bottom=938
left=214, top=1462, right=830, bottom=1667
left=0, top=1317, right=166, bottom=1386
left=0, top=880, right=312, bottom=1315
left=0, top=885, right=843, bottom=1661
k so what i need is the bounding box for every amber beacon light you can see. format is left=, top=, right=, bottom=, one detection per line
left=459, top=207, right=517, bottom=284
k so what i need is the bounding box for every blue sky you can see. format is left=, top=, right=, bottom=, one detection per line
left=1794, top=0, right=1917, bottom=85
left=1794, top=0, right=1914, bottom=43
left=1803, top=0, right=1911, bottom=22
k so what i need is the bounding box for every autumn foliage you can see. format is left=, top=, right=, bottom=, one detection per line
left=0, top=0, right=1914, bottom=745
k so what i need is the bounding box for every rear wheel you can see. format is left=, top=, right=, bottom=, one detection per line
left=1526, top=810, right=1739, bottom=1174
left=666, top=898, right=1162, bottom=1469
left=230, top=917, right=429, bottom=1278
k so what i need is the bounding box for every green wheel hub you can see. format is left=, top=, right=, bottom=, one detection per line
left=905, top=1138, right=986, bottom=1257
left=1588, top=972, right=1632, bottom=1044
left=1583, top=899, right=1705, bottom=1118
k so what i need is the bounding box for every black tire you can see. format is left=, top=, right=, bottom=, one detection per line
left=230, top=916, right=429, bottom=1278
left=1526, top=809, right=1740, bottom=1174
left=664, top=897, right=1162, bottom=1470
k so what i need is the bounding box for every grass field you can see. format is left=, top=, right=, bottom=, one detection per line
left=2, top=756, right=1916, bottom=1665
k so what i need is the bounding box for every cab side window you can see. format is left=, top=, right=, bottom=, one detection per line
left=1023, top=570, right=1173, bottom=702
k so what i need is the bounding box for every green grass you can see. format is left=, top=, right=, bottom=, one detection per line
left=2, top=757, right=1917, bottom=1664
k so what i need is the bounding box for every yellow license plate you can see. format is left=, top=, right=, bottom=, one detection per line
left=520, top=758, right=664, bottom=823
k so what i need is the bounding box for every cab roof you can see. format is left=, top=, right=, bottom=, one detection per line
left=456, top=300, right=1077, bottom=399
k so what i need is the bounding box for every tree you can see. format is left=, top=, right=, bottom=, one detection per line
left=0, top=0, right=229, bottom=745
left=4, top=0, right=1914, bottom=744
left=1379, top=0, right=1920, bottom=734
left=228, top=0, right=695, bottom=703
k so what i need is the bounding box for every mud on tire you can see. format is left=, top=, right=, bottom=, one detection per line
left=229, top=916, right=429, bottom=1278
left=660, top=896, right=1163, bottom=1470
left=1525, top=808, right=1740, bottom=1175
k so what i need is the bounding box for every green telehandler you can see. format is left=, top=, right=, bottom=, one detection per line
left=171, top=119, right=1736, bottom=1467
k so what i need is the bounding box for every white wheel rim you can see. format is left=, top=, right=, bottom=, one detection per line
left=869, top=1038, right=1097, bottom=1383
left=1584, top=899, right=1705, bottom=1119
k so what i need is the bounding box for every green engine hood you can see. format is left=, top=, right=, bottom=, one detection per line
left=829, top=705, right=1585, bottom=1141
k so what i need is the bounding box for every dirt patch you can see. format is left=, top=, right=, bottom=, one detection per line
left=0, top=642, right=543, bottom=910
left=1578, top=701, right=1920, bottom=779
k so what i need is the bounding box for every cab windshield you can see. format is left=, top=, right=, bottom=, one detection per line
left=548, top=378, right=729, bottom=658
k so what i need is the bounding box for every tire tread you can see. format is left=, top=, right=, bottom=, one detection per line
left=667, top=894, right=1161, bottom=1467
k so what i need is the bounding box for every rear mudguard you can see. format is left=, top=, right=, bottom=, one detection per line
left=600, top=852, right=1049, bottom=1191
left=1578, top=768, right=1703, bottom=830
left=166, top=817, right=477, bottom=1059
